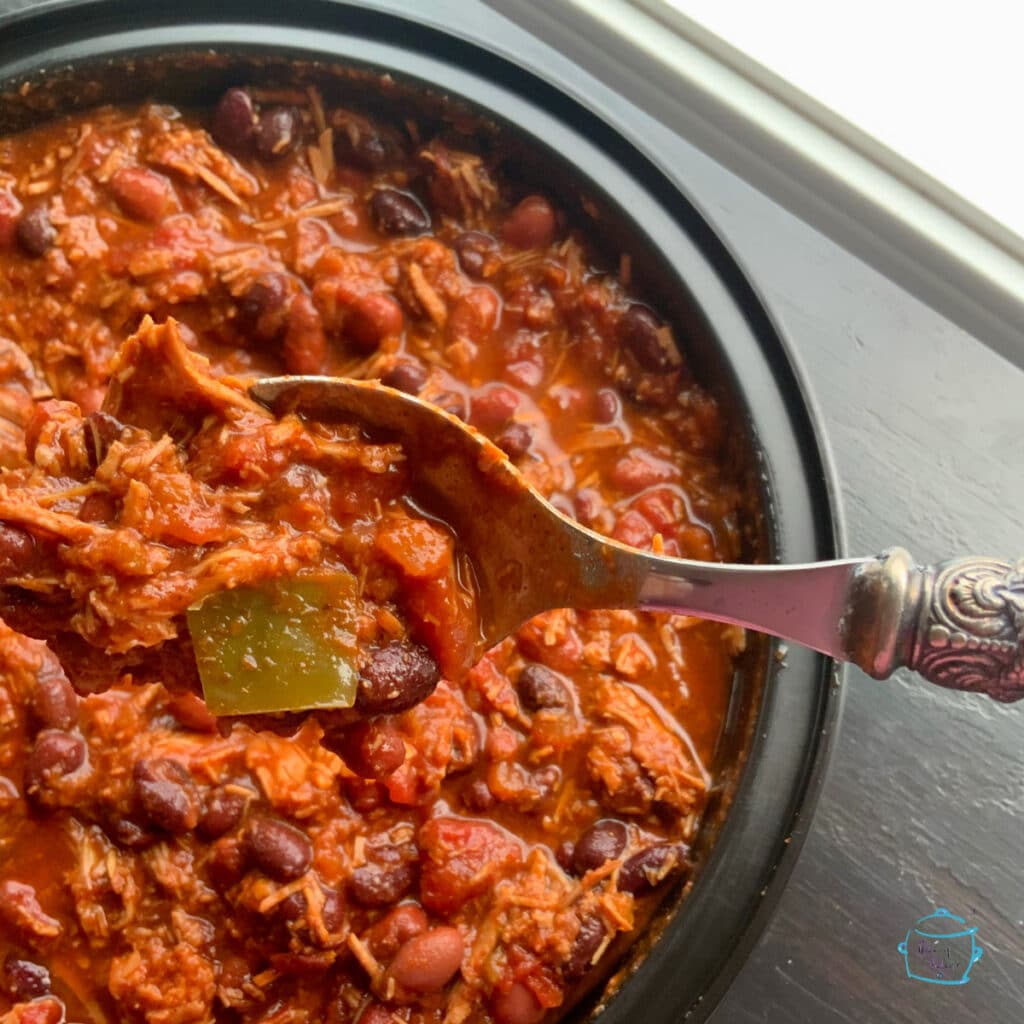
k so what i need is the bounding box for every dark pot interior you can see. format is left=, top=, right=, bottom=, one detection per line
left=0, top=2, right=845, bottom=1020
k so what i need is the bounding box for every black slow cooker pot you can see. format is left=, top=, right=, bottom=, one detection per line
left=0, top=2, right=845, bottom=1020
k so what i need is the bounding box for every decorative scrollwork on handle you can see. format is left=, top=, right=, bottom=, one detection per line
left=909, top=557, right=1024, bottom=702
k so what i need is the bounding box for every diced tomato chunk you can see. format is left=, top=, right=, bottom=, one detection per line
left=419, top=816, right=523, bottom=914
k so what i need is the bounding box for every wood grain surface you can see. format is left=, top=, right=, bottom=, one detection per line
left=1, top=2, right=1020, bottom=1021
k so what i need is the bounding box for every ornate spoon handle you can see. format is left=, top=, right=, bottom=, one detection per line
left=843, top=548, right=1024, bottom=702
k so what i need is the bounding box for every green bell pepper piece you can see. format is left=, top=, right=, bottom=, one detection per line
left=188, top=572, right=360, bottom=716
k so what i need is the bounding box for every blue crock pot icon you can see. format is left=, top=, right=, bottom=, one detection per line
left=898, top=908, right=984, bottom=985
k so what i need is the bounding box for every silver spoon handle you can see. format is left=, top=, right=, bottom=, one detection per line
left=636, top=547, right=1024, bottom=701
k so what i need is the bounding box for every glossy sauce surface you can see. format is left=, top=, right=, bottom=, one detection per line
left=0, top=89, right=747, bottom=1024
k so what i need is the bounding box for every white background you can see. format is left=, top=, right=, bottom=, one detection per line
left=669, top=0, right=1024, bottom=239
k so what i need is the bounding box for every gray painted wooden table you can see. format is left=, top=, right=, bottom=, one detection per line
left=1, top=1, right=1021, bottom=1021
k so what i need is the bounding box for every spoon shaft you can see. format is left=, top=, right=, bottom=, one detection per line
left=634, top=547, right=1024, bottom=702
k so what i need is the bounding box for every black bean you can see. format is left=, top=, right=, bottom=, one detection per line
left=348, top=859, right=416, bottom=908
left=198, top=786, right=248, bottom=839
left=572, top=819, right=628, bottom=876
left=593, top=388, right=620, bottom=424
left=618, top=843, right=686, bottom=896
left=238, top=272, right=292, bottom=343
left=16, top=206, right=55, bottom=257
left=206, top=836, right=247, bottom=892
left=256, top=107, right=300, bottom=159
left=564, top=914, right=607, bottom=980
left=84, top=411, right=125, bottom=471
left=133, top=758, right=199, bottom=834
left=430, top=390, right=468, bottom=421
left=0, top=525, right=35, bottom=577
left=452, top=231, right=496, bottom=279
left=245, top=816, right=313, bottom=882
left=369, top=188, right=430, bottom=236
left=356, top=642, right=440, bottom=715
left=381, top=360, right=428, bottom=395
left=2, top=955, right=50, bottom=1001
left=25, top=730, right=86, bottom=797
left=494, top=422, right=532, bottom=461
left=517, top=664, right=569, bottom=711
left=616, top=304, right=682, bottom=373
left=212, top=88, right=257, bottom=152
left=334, top=124, right=405, bottom=171
left=323, top=719, right=405, bottom=780
left=555, top=841, right=575, bottom=873
left=108, top=815, right=157, bottom=850
left=29, top=666, right=78, bottom=733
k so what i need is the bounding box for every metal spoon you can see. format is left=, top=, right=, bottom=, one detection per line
left=250, top=375, right=1024, bottom=704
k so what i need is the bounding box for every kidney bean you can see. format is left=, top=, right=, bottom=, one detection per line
left=198, top=785, right=248, bottom=839
left=29, top=667, right=78, bottom=733
left=0, top=525, right=34, bottom=577
left=617, top=304, right=682, bottom=373
left=612, top=509, right=655, bottom=550
left=564, top=914, right=607, bottom=979
left=324, top=719, right=406, bottom=780
left=453, top=230, right=496, bottom=278
left=16, top=206, right=55, bottom=257
left=501, top=195, right=556, bottom=250
left=618, top=843, right=686, bottom=896
left=494, top=422, right=532, bottom=461
left=245, top=816, right=313, bottom=882
left=2, top=955, right=50, bottom=1001
left=517, top=664, right=569, bottom=712
left=211, top=87, right=257, bottom=151
left=346, top=292, right=404, bottom=352
left=283, top=293, right=327, bottom=374
left=381, top=359, right=428, bottom=395
left=166, top=690, right=219, bottom=733
left=462, top=778, right=495, bottom=812
left=77, top=492, right=117, bottom=524
left=349, top=860, right=416, bottom=909
left=470, top=384, right=520, bottom=432
left=109, top=165, right=171, bottom=222
left=357, top=1006, right=397, bottom=1024
left=238, top=272, right=292, bottom=343
left=15, top=997, right=63, bottom=1024
left=84, top=410, right=125, bottom=470
left=356, top=642, right=440, bottom=715
left=321, top=888, right=345, bottom=934
left=25, top=730, right=86, bottom=797
left=491, top=982, right=544, bottom=1024
left=133, top=758, right=199, bottom=834
left=269, top=950, right=334, bottom=978
left=0, top=189, right=23, bottom=249
left=256, top=107, right=300, bottom=159
left=345, top=778, right=387, bottom=814
left=572, top=819, right=628, bottom=876
left=206, top=836, right=247, bottom=892
left=365, top=902, right=428, bottom=960
left=593, top=388, right=620, bottom=424
left=388, top=926, right=463, bottom=992
left=369, top=188, right=430, bottom=236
